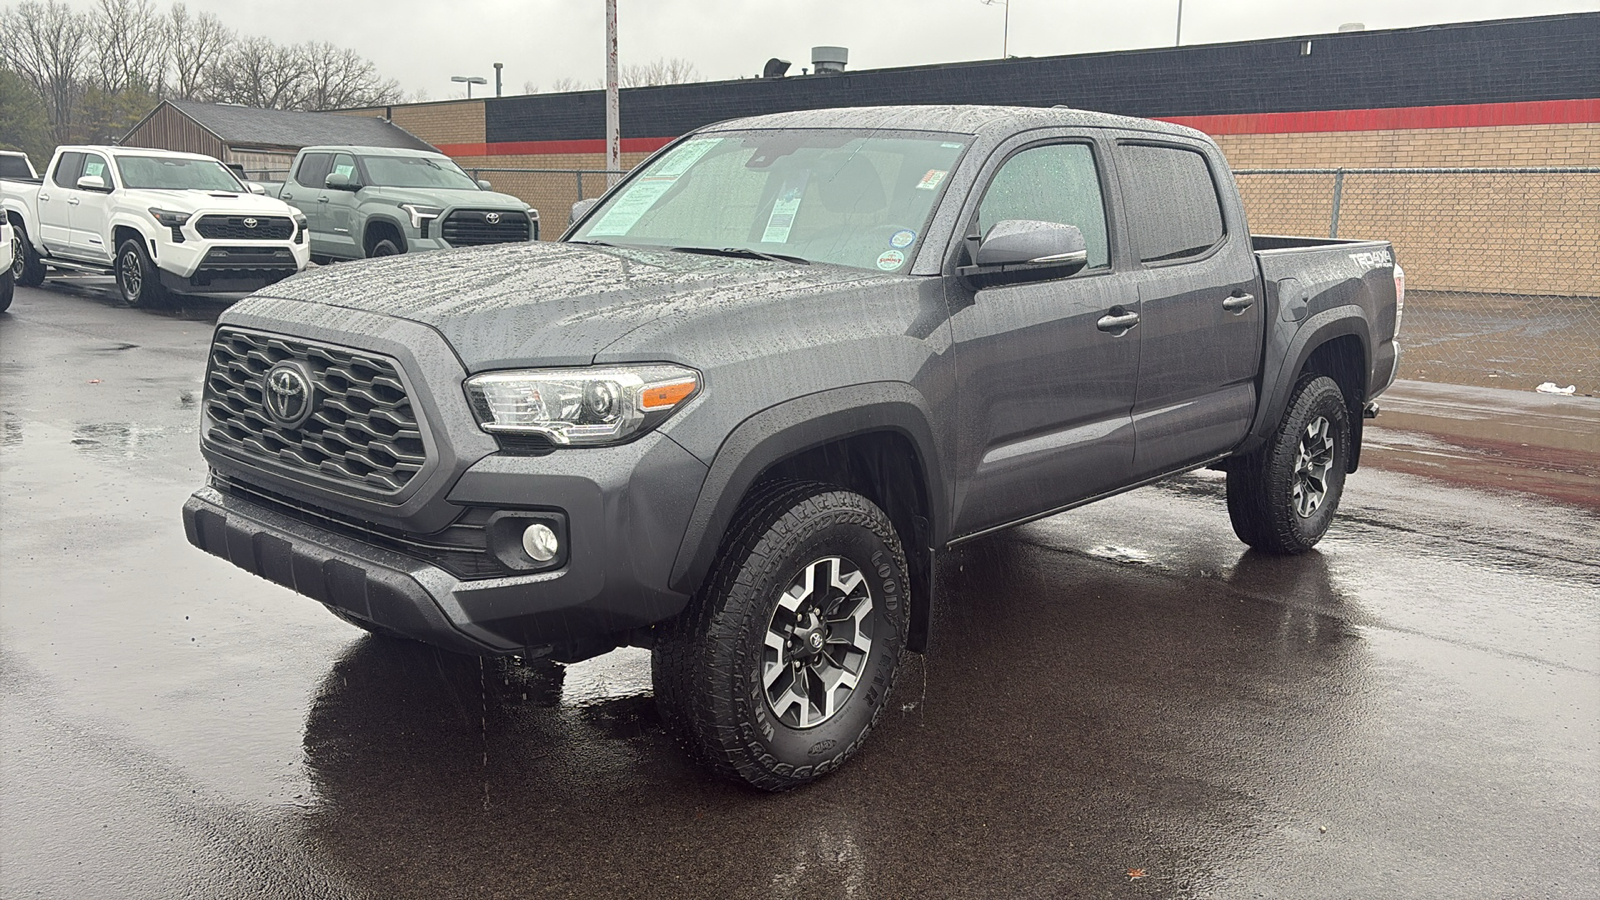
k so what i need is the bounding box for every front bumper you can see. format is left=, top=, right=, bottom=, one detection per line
left=184, top=430, right=709, bottom=658
left=157, top=238, right=310, bottom=293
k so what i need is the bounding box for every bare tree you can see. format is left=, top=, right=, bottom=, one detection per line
left=91, top=0, right=167, bottom=93
left=205, top=35, right=307, bottom=109
left=619, top=56, right=699, bottom=87
left=0, top=0, right=91, bottom=142
left=295, top=41, right=401, bottom=110
left=168, top=2, right=229, bottom=100
left=521, top=79, right=539, bottom=94
left=548, top=76, right=598, bottom=92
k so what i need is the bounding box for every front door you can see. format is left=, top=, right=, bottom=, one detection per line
left=947, top=138, right=1141, bottom=537
left=1114, top=140, right=1263, bottom=478
left=284, top=151, right=335, bottom=257
left=67, top=151, right=115, bottom=262
left=322, top=152, right=362, bottom=258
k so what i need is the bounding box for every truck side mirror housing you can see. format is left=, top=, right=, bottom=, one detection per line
left=246, top=182, right=267, bottom=195
left=959, top=220, right=1089, bottom=289
left=477, top=179, right=493, bottom=191
left=325, top=172, right=356, bottom=191
left=571, top=197, right=600, bottom=224
left=76, top=174, right=108, bottom=192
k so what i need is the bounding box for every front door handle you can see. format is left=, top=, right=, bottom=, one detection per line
left=1097, top=309, right=1140, bottom=334
left=67, top=196, right=80, bottom=206
left=280, top=192, right=293, bottom=200
left=38, top=193, right=51, bottom=202
left=1222, top=293, right=1255, bottom=313
left=316, top=196, right=329, bottom=203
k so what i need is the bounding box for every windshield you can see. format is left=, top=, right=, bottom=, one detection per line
left=570, top=129, right=969, bottom=272
left=116, top=156, right=245, bottom=191
left=361, top=155, right=480, bottom=190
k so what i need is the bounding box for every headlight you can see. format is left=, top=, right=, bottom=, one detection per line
left=148, top=208, right=191, bottom=228
left=399, top=203, right=443, bottom=229
left=465, top=365, right=700, bottom=446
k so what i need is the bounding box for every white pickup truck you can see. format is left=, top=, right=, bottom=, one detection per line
left=2, top=145, right=311, bottom=307
left=2, top=214, right=14, bottom=312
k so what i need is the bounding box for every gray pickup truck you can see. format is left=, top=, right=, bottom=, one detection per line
left=270, top=146, right=538, bottom=262
left=184, top=106, right=1402, bottom=790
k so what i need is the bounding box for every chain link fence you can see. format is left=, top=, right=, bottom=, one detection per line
left=1236, top=167, right=1600, bottom=390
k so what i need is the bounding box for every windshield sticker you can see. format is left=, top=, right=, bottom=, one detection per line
left=876, top=249, right=906, bottom=271
left=889, top=229, right=917, bottom=249
left=587, top=177, right=677, bottom=236
left=760, top=177, right=807, bottom=244
left=649, top=138, right=721, bottom=178
left=941, top=142, right=964, bottom=149
left=915, top=169, right=948, bottom=191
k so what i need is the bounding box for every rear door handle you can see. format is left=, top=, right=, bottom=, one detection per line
left=316, top=196, right=329, bottom=203
left=1222, top=293, right=1255, bottom=313
left=1097, top=310, right=1140, bottom=334
left=38, top=193, right=51, bottom=201
left=280, top=192, right=293, bottom=200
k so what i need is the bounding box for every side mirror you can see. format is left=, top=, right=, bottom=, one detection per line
left=325, top=172, right=356, bottom=190
left=477, top=179, right=493, bottom=191
left=76, top=174, right=108, bottom=192
left=247, top=182, right=267, bottom=195
left=959, top=220, right=1089, bottom=288
left=571, top=197, right=600, bottom=223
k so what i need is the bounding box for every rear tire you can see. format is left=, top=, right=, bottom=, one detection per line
left=13, top=224, right=46, bottom=287
left=114, top=238, right=167, bottom=308
left=1226, top=375, right=1351, bottom=554
left=0, top=269, right=12, bottom=312
left=653, top=481, right=909, bottom=791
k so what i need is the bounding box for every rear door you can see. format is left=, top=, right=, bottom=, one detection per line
left=1113, top=138, right=1262, bottom=477
left=38, top=152, right=82, bottom=253
left=67, top=151, right=116, bottom=262
left=947, top=132, right=1141, bottom=537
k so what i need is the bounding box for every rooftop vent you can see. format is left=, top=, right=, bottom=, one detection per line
left=1337, top=23, right=1365, bottom=32
left=812, top=46, right=848, bottom=74
left=763, top=57, right=792, bottom=78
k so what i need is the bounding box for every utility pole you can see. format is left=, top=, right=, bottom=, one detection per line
left=605, top=0, right=620, bottom=185
left=982, top=0, right=1009, bottom=58
left=1176, top=0, right=1183, bottom=46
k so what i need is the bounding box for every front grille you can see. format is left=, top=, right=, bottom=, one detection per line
left=204, top=329, right=427, bottom=493
left=195, top=215, right=295, bottom=240
left=213, top=475, right=503, bottom=579
left=195, top=246, right=299, bottom=274
left=441, top=209, right=532, bottom=246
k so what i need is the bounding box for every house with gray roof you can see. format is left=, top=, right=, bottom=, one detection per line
left=121, top=99, right=436, bottom=178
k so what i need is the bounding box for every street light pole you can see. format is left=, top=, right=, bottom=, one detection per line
left=1176, top=0, right=1184, bottom=46
left=981, top=0, right=1009, bottom=58
left=605, top=0, right=620, bottom=185
left=451, top=75, right=488, bottom=98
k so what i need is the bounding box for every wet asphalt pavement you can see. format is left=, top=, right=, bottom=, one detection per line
left=2, top=280, right=1597, bottom=899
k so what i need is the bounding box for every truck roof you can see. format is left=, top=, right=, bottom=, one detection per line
left=704, top=104, right=1208, bottom=142
left=296, top=146, right=450, bottom=159
left=57, top=145, right=228, bottom=163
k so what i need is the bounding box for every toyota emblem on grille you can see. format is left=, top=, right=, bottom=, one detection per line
left=243, top=217, right=258, bottom=229
left=484, top=212, right=501, bottom=225
left=263, top=362, right=316, bottom=430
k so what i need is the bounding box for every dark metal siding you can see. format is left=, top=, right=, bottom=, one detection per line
left=121, top=103, right=227, bottom=160
left=486, top=13, right=1600, bottom=143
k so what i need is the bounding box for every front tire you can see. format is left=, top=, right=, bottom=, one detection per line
left=653, top=481, right=909, bottom=790
left=115, top=239, right=167, bottom=308
left=0, top=269, right=12, bottom=313
left=1226, top=375, right=1351, bottom=554
left=368, top=238, right=401, bottom=258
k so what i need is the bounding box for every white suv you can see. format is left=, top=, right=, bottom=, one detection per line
left=1, top=146, right=310, bottom=307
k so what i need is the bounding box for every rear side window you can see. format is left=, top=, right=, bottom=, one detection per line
left=1, top=155, right=33, bottom=179
left=976, top=143, right=1110, bottom=269
left=1120, top=144, right=1225, bottom=263
left=295, top=152, right=333, bottom=188
left=52, top=152, right=85, bottom=188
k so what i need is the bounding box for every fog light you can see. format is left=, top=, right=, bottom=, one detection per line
left=522, top=523, right=559, bottom=562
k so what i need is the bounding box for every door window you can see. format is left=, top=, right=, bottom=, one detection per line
left=976, top=143, right=1110, bottom=270
left=51, top=152, right=85, bottom=188
left=1120, top=144, right=1225, bottom=263
left=295, top=152, right=333, bottom=188
left=80, top=153, right=112, bottom=188
left=330, top=153, right=358, bottom=184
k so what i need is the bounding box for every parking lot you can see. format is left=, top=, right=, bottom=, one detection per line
left=2, top=279, right=1597, bottom=898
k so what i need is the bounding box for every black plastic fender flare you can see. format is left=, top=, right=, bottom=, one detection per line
left=1239, top=306, right=1372, bottom=458
left=667, top=383, right=948, bottom=651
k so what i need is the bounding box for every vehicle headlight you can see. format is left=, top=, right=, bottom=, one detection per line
left=148, top=208, right=191, bottom=228
left=399, top=203, right=443, bottom=229
left=465, top=365, right=700, bottom=446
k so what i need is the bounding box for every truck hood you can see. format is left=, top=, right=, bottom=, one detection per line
left=242, top=241, right=897, bottom=370
left=358, top=186, right=532, bottom=212
left=131, top=188, right=299, bottom=216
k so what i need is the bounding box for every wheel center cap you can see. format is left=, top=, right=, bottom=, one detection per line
left=808, top=632, right=824, bottom=650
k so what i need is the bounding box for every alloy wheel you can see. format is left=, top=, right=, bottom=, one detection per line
left=1292, top=416, right=1336, bottom=518
left=762, top=556, right=875, bottom=729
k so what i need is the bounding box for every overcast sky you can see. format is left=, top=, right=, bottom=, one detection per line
left=66, top=0, right=1600, bottom=98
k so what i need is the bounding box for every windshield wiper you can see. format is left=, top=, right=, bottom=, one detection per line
left=670, top=246, right=809, bottom=265
left=568, top=239, right=619, bottom=248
